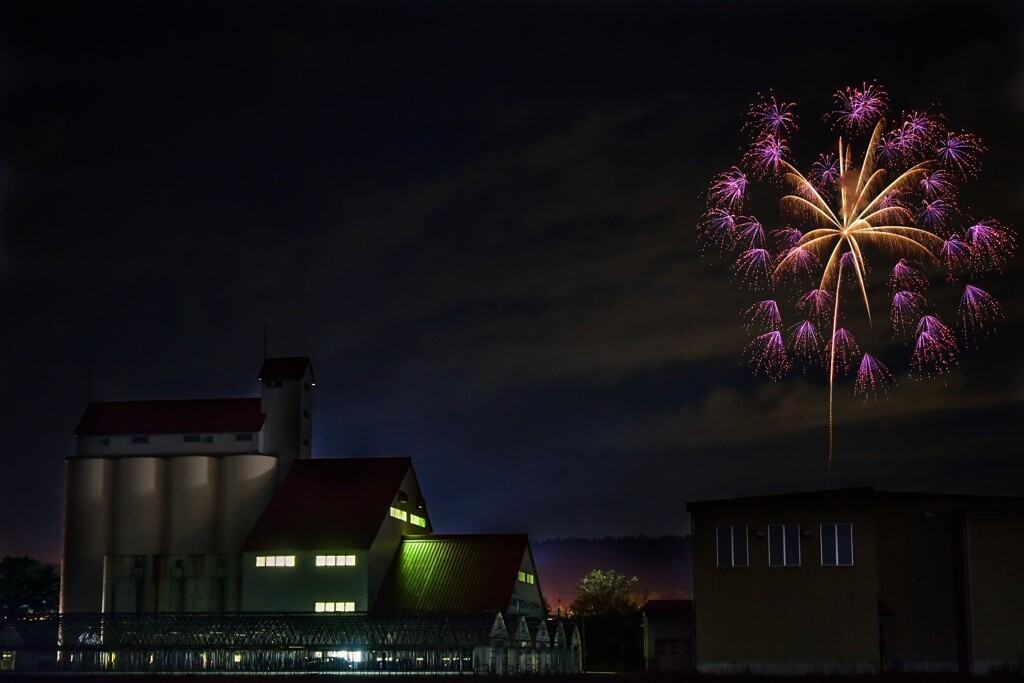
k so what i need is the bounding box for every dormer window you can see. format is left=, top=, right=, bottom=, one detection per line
left=235, top=433, right=253, bottom=442
left=132, top=435, right=149, bottom=444
left=184, top=434, right=201, bottom=443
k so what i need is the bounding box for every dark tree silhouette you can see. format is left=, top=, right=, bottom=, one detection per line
left=0, top=556, right=59, bottom=617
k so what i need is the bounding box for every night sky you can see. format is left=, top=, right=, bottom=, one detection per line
left=1, top=0, right=1021, bottom=563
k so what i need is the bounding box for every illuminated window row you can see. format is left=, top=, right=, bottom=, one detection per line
left=316, top=554, right=356, bottom=567
left=390, top=506, right=408, bottom=522
left=517, top=570, right=535, bottom=585
left=255, top=555, right=295, bottom=567
left=410, top=514, right=427, bottom=528
left=315, top=601, right=355, bottom=613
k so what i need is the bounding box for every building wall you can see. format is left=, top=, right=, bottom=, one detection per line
left=509, top=549, right=545, bottom=617
left=874, top=499, right=963, bottom=671
left=259, top=365, right=313, bottom=474
left=966, top=511, right=1024, bottom=672
left=77, top=432, right=262, bottom=457
left=103, top=554, right=242, bottom=613
left=241, top=550, right=369, bottom=612
left=691, top=494, right=879, bottom=674
left=61, top=454, right=278, bottom=614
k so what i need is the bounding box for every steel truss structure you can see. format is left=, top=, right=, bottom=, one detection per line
left=1, top=612, right=582, bottom=674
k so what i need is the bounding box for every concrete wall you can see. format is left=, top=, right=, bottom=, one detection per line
left=691, top=493, right=879, bottom=674
left=61, top=454, right=277, bottom=614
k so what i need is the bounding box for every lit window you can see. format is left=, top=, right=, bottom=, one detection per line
left=768, top=524, right=801, bottom=567
left=517, top=570, right=535, bottom=585
left=821, top=523, right=854, bottom=566
left=409, top=514, right=427, bottom=528
left=716, top=525, right=749, bottom=567
left=255, top=555, right=295, bottom=568
left=315, top=601, right=355, bottom=613
left=315, top=555, right=356, bottom=567
left=390, top=507, right=408, bottom=522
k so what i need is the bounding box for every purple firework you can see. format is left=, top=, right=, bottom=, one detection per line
left=745, top=92, right=798, bottom=138
left=919, top=169, right=955, bottom=197
left=731, top=248, right=774, bottom=290
left=788, top=320, right=822, bottom=367
left=796, top=289, right=835, bottom=325
left=745, top=133, right=789, bottom=177
left=744, top=300, right=782, bottom=333
left=939, top=237, right=971, bottom=280
left=959, top=284, right=1002, bottom=344
left=891, top=290, right=928, bottom=338
left=936, top=130, right=986, bottom=178
left=911, top=315, right=958, bottom=377
left=917, top=198, right=956, bottom=229
left=771, top=227, right=803, bottom=251
left=746, top=330, right=789, bottom=380
left=854, top=354, right=895, bottom=399
left=707, top=167, right=748, bottom=210
left=889, top=259, right=928, bottom=293
left=734, top=216, right=766, bottom=250
left=808, top=153, right=840, bottom=197
left=776, top=247, right=820, bottom=283
left=965, top=219, right=1016, bottom=272
left=698, top=209, right=737, bottom=252
left=827, top=81, right=889, bottom=134
left=696, top=83, right=1016, bottom=464
left=827, top=328, right=861, bottom=376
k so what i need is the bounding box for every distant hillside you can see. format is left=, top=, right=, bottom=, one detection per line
left=531, top=535, right=691, bottom=612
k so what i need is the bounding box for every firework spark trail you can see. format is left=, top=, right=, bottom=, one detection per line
left=697, top=82, right=1016, bottom=465
left=959, top=284, right=1002, bottom=345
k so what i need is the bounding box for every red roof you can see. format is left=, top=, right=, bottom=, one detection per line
left=374, top=534, right=532, bottom=614
left=242, top=457, right=414, bottom=551
left=75, top=398, right=265, bottom=436
left=259, top=357, right=313, bottom=382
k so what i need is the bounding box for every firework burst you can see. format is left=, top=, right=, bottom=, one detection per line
left=697, top=82, right=1016, bottom=464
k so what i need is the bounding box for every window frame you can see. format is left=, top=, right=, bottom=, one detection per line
left=820, top=523, right=854, bottom=566
left=716, top=525, right=749, bottom=568
left=768, top=523, right=801, bottom=567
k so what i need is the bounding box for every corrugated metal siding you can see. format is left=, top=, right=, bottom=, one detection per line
left=375, top=535, right=527, bottom=613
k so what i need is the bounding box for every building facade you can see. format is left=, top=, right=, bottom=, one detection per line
left=36, top=357, right=578, bottom=674
left=686, top=487, right=1024, bottom=674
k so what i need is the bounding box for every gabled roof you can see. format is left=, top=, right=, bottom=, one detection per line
left=259, top=357, right=314, bottom=382
left=242, top=457, right=413, bottom=551
left=75, top=398, right=265, bottom=436
left=374, top=534, right=531, bottom=614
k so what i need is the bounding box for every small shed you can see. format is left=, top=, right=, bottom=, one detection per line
left=642, top=599, right=694, bottom=672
